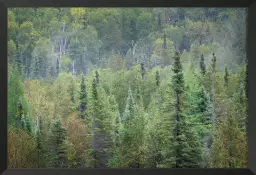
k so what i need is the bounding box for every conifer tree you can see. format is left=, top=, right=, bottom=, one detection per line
left=49, top=118, right=67, bottom=168
left=91, top=77, right=113, bottom=168
left=172, top=51, right=202, bottom=168
left=163, top=31, right=167, bottom=49
left=200, top=54, right=206, bottom=75
left=56, top=58, right=60, bottom=78
left=158, top=12, right=162, bottom=30
left=95, top=71, right=99, bottom=84
left=123, top=86, right=135, bottom=122
left=140, top=63, right=145, bottom=80
left=30, top=56, right=40, bottom=79
left=79, top=75, right=87, bottom=119
left=17, top=97, right=24, bottom=128
left=156, top=70, right=160, bottom=87
left=224, top=67, right=229, bottom=88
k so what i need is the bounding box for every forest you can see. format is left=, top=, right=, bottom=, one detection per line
left=8, top=8, right=248, bottom=168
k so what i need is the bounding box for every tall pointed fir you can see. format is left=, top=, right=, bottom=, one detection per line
left=172, top=51, right=202, bottom=168
left=200, top=54, right=206, bottom=76
left=156, top=70, right=160, bottom=87
left=95, top=71, right=99, bottom=84
left=224, top=66, right=229, bottom=88
left=56, top=58, right=60, bottom=78
left=79, top=75, right=87, bottom=119
left=210, top=53, right=217, bottom=128
left=49, top=118, right=67, bottom=168
left=140, top=63, right=145, bottom=80
left=30, top=56, right=40, bottom=79
left=115, top=86, right=138, bottom=168
left=163, top=31, right=167, bottom=49
left=91, top=77, right=112, bottom=168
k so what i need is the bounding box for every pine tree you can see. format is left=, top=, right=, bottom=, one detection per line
left=224, top=66, right=229, bottom=88
left=163, top=31, right=167, bottom=49
left=56, top=58, right=60, bottom=78
left=140, top=63, right=145, bottom=80
left=79, top=75, right=87, bottom=119
left=123, top=86, right=135, bottom=122
left=91, top=77, right=113, bottom=168
left=172, top=51, right=202, bottom=168
left=196, top=87, right=210, bottom=125
left=30, top=56, right=40, bottom=79
left=95, top=71, right=99, bottom=84
left=17, top=97, right=24, bottom=128
left=158, top=12, right=162, bottom=30
left=49, top=118, right=67, bottom=168
left=156, top=70, right=160, bottom=87
left=200, top=54, right=206, bottom=75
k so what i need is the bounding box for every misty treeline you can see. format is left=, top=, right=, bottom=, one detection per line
left=8, top=8, right=248, bottom=168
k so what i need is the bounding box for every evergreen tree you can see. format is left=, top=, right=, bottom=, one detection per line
left=56, top=58, right=60, bottom=78
left=79, top=75, right=87, bottom=119
left=140, top=63, right=145, bottom=80
left=156, top=70, right=160, bottom=87
left=163, top=31, right=167, bottom=49
left=172, top=51, right=202, bottom=168
left=224, top=67, right=229, bottom=88
left=158, top=12, right=162, bottom=30
left=196, top=87, right=211, bottom=125
left=17, top=97, right=24, bottom=128
left=123, top=86, right=135, bottom=122
left=30, top=56, right=40, bottom=79
left=49, top=118, right=67, bottom=168
left=91, top=77, right=113, bottom=168
left=95, top=71, right=99, bottom=84
left=200, top=54, right=206, bottom=75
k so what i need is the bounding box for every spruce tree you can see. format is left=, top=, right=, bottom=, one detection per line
left=17, top=97, right=24, bottom=128
left=224, top=67, right=229, bottom=88
left=163, top=31, right=167, bottom=49
left=200, top=54, right=206, bottom=75
left=31, top=56, right=40, bottom=79
left=49, top=118, right=67, bottom=168
left=158, top=12, right=162, bottom=30
left=196, top=87, right=211, bottom=125
left=95, top=71, right=99, bottom=84
left=91, top=77, right=112, bottom=168
left=79, top=75, right=87, bottom=119
left=123, top=86, right=135, bottom=122
left=156, top=70, right=160, bottom=87
left=172, top=51, right=201, bottom=168
left=140, top=63, right=145, bottom=80
left=56, top=58, right=60, bottom=78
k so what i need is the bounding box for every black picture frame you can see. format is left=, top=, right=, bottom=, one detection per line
left=0, top=0, right=255, bottom=175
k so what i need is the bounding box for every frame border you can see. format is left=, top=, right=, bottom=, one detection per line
left=1, top=0, right=255, bottom=175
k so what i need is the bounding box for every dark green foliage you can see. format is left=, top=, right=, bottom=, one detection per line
left=156, top=70, right=160, bottom=87
left=163, top=31, right=167, bottom=49
left=224, top=67, right=229, bottom=88
left=79, top=75, right=87, bottom=119
left=172, top=51, right=202, bottom=168
left=95, top=71, right=99, bottom=84
left=56, top=58, right=60, bottom=78
left=200, top=54, right=206, bottom=75
left=172, top=52, right=184, bottom=94
left=212, top=53, right=217, bottom=73
left=49, top=118, right=67, bottom=168
left=140, top=63, right=145, bottom=80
